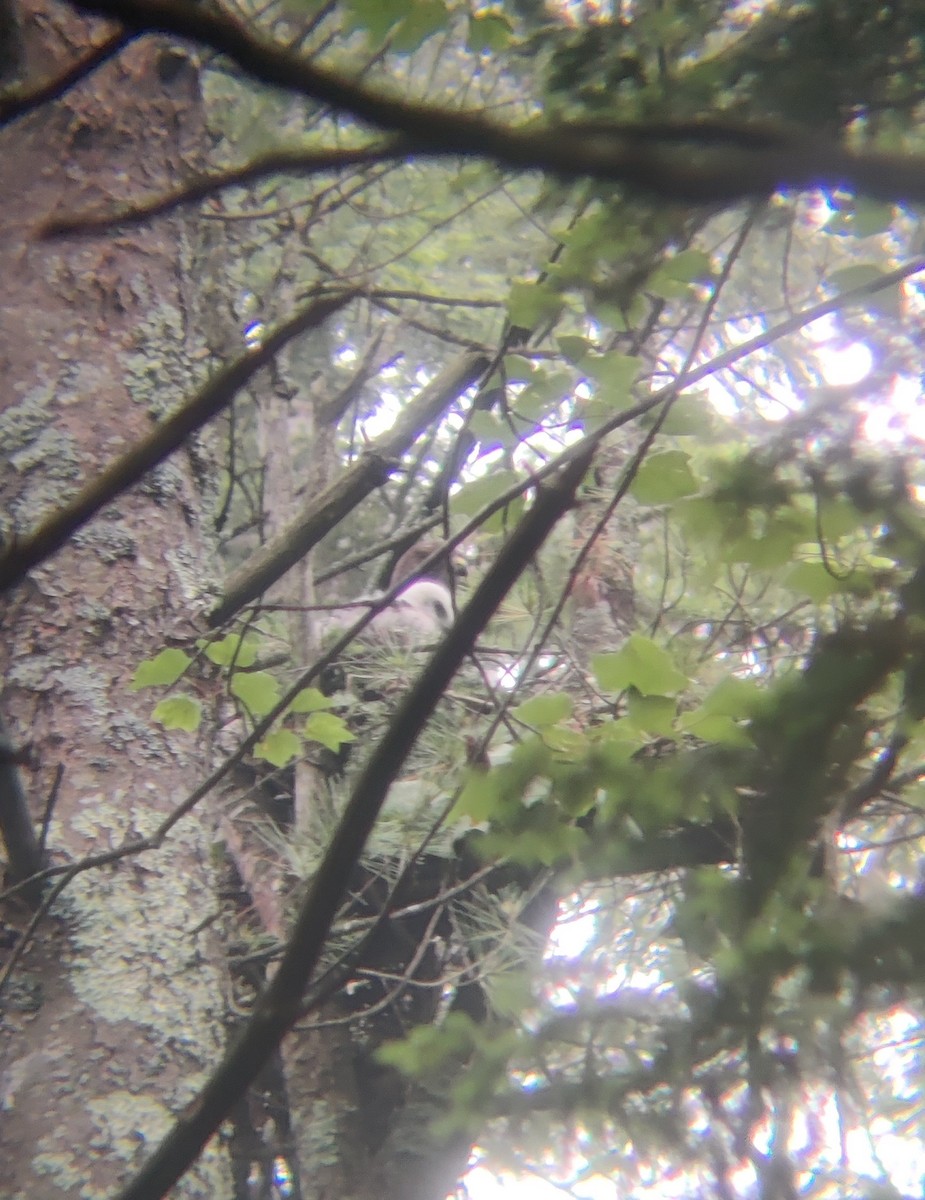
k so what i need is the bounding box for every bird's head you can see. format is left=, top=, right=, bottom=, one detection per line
left=393, top=579, right=454, bottom=634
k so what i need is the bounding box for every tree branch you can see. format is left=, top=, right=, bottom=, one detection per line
left=210, top=351, right=490, bottom=625
left=59, top=0, right=925, bottom=205
left=0, top=290, right=358, bottom=593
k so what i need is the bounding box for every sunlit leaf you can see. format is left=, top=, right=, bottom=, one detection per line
left=152, top=694, right=202, bottom=732
left=231, top=671, right=281, bottom=716
left=255, top=728, right=301, bottom=767
left=201, top=633, right=258, bottom=668
left=287, top=687, right=332, bottom=714
left=130, top=648, right=191, bottom=690
left=304, top=711, right=355, bottom=751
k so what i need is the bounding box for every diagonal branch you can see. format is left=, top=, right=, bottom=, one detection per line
left=0, top=29, right=133, bottom=127
left=0, top=290, right=357, bottom=594
left=210, top=351, right=490, bottom=625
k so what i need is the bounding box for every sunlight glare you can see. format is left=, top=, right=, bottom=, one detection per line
left=818, top=341, right=874, bottom=386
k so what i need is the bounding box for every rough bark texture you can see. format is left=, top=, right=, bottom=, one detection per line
left=0, top=6, right=230, bottom=1196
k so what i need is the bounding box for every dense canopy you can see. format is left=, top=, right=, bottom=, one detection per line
left=3, top=2, right=925, bottom=1198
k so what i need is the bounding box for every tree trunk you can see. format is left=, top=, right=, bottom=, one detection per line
left=0, top=7, right=231, bottom=1196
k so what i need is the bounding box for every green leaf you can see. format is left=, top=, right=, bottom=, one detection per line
left=201, top=633, right=258, bottom=668
left=304, top=711, right=355, bottom=751
left=255, top=728, right=301, bottom=767
left=130, top=648, right=191, bottom=690
left=489, top=970, right=534, bottom=1017
left=631, top=450, right=699, bottom=503
left=230, top=671, right=281, bottom=716
left=556, top=335, right=592, bottom=364
left=453, top=470, right=524, bottom=530
left=391, top=0, right=449, bottom=53
left=342, top=0, right=406, bottom=43
left=721, top=514, right=806, bottom=567
left=506, top=279, right=563, bottom=329
left=701, top=676, right=764, bottom=717
left=783, top=561, right=844, bottom=602
left=513, top=370, right=573, bottom=423
left=624, top=690, right=677, bottom=735
left=829, top=263, right=901, bottom=317
left=583, top=351, right=640, bottom=394
left=677, top=710, right=752, bottom=747
left=851, top=198, right=894, bottom=238
left=467, top=11, right=512, bottom=53
left=649, top=392, right=716, bottom=437
left=450, top=769, right=500, bottom=824
left=377, top=1012, right=477, bottom=1074
left=512, top=693, right=573, bottom=728
left=468, top=411, right=508, bottom=450
left=153, top=694, right=202, bottom=732
left=287, top=687, right=333, bottom=714
left=502, top=354, right=536, bottom=383
left=646, top=251, right=712, bottom=300
left=666, top=248, right=712, bottom=281
left=542, top=725, right=588, bottom=758
left=592, top=635, right=688, bottom=696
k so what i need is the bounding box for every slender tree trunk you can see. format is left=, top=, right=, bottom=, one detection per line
left=0, top=6, right=231, bottom=1195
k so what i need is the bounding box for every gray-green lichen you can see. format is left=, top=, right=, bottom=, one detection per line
left=301, top=1100, right=342, bottom=1167
left=123, top=301, right=210, bottom=422
left=5, top=654, right=58, bottom=692
left=8, top=426, right=80, bottom=478
left=165, top=544, right=213, bottom=603
left=54, top=665, right=110, bottom=710
left=140, top=459, right=186, bottom=504
left=32, top=1091, right=228, bottom=1199
left=72, top=520, right=138, bottom=563
left=104, top=712, right=164, bottom=757
left=0, top=384, right=54, bottom=451
left=35, top=784, right=232, bottom=1196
